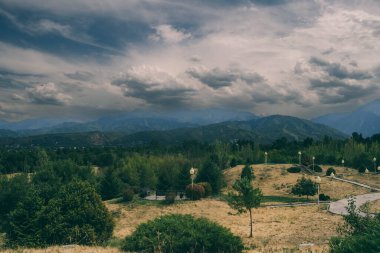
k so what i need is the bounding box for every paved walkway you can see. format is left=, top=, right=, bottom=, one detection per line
left=329, top=192, right=380, bottom=216
left=330, top=176, right=380, bottom=191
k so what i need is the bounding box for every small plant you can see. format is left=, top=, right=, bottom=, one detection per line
left=198, top=182, right=212, bottom=197
left=319, top=193, right=330, bottom=201
left=185, top=184, right=205, bottom=200
left=164, top=191, right=176, bottom=205
left=326, top=167, right=336, bottom=176
left=122, top=214, right=244, bottom=253
left=123, top=187, right=134, bottom=202
left=287, top=167, right=301, bottom=173
left=313, top=165, right=323, bottom=173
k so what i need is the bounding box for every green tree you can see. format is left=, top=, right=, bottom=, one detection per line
left=227, top=178, right=262, bottom=237
left=39, top=181, right=114, bottom=245
left=240, top=164, right=255, bottom=181
left=291, top=176, right=317, bottom=199
left=5, top=188, right=44, bottom=247
left=197, top=159, right=223, bottom=194
left=99, top=168, right=124, bottom=200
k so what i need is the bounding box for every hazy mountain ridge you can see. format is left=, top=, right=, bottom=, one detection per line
left=0, top=109, right=257, bottom=136
left=313, top=100, right=380, bottom=137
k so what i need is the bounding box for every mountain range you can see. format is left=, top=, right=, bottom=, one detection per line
left=313, top=99, right=380, bottom=137
left=0, top=114, right=346, bottom=147
left=7, top=99, right=380, bottom=147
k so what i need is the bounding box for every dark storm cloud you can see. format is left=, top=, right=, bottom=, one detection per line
left=64, top=71, right=94, bottom=81
left=112, top=72, right=195, bottom=109
left=309, top=57, right=373, bottom=80
left=310, top=79, right=377, bottom=104
left=187, top=67, right=264, bottom=89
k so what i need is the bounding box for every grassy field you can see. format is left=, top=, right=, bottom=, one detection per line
left=1, top=164, right=376, bottom=253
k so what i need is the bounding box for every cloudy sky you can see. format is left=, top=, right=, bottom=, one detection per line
left=0, top=0, right=380, bottom=121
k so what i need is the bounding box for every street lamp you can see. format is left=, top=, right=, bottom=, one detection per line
left=190, top=167, right=196, bottom=200
left=298, top=151, right=302, bottom=165
left=365, top=168, right=370, bottom=185
left=342, top=159, right=345, bottom=169
left=315, top=176, right=321, bottom=205
left=312, top=156, right=315, bottom=172
left=264, top=152, right=268, bottom=165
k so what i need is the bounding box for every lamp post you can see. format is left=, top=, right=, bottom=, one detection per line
left=373, top=157, right=377, bottom=173
left=316, top=176, right=321, bottom=205
left=330, top=172, right=335, bottom=198
left=312, top=156, right=315, bottom=172
left=342, top=159, right=345, bottom=169
left=298, top=151, right=302, bottom=165
left=365, top=168, right=370, bottom=185
left=265, top=152, right=268, bottom=165
left=190, top=167, right=195, bottom=200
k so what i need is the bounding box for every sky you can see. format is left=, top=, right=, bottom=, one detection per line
left=0, top=0, right=380, bottom=121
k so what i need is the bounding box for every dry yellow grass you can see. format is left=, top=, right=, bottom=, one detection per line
left=224, top=164, right=371, bottom=201
left=365, top=199, right=380, bottom=213
left=106, top=198, right=341, bottom=253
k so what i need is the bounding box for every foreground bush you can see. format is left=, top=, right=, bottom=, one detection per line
left=122, top=214, right=243, bottom=253
left=6, top=181, right=114, bottom=247
left=329, top=198, right=380, bottom=253
left=287, top=167, right=301, bottom=173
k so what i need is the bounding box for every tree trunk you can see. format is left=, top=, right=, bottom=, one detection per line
left=249, top=208, right=253, bottom=238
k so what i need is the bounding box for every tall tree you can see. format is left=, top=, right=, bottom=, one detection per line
left=227, top=178, right=262, bottom=237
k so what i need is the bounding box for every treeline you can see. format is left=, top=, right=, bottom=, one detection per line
left=1, top=133, right=380, bottom=174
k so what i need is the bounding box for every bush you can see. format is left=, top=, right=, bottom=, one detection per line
left=287, top=167, right=301, bottom=173
left=319, top=193, right=330, bottom=201
left=198, top=182, right=212, bottom=197
left=326, top=167, right=336, bottom=176
left=122, top=214, right=244, bottom=253
left=123, top=187, right=134, bottom=202
left=313, top=165, right=323, bottom=173
left=358, top=165, right=366, bottom=173
left=185, top=184, right=205, bottom=200
left=164, top=191, right=176, bottom=205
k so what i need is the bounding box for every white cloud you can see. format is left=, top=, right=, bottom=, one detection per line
left=150, top=24, right=191, bottom=44
left=27, top=82, right=72, bottom=105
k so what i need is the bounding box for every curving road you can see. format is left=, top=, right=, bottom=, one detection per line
left=329, top=192, right=380, bottom=216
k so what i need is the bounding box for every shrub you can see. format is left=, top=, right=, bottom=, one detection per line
left=358, top=165, right=366, bottom=174
left=326, top=167, right=336, bottom=176
left=319, top=193, right=330, bottom=201
left=185, top=184, right=205, bottom=200
left=122, top=187, right=134, bottom=202
left=122, top=214, right=244, bottom=253
left=164, top=191, right=176, bottom=205
left=198, top=182, right=212, bottom=197
left=197, top=159, right=223, bottom=194
left=313, top=165, right=323, bottom=173
left=287, top=167, right=301, bottom=173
